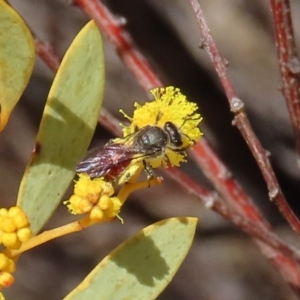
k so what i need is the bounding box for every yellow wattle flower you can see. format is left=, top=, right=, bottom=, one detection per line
left=0, top=206, right=31, bottom=250
left=120, top=86, right=202, bottom=168
left=64, top=174, right=121, bottom=220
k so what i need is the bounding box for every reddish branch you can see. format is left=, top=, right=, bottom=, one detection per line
left=74, top=0, right=161, bottom=91
left=34, top=40, right=60, bottom=71
left=34, top=0, right=300, bottom=293
left=167, top=167, right=300, bottom=264
left=188, top=0, right=300, bottom=235
left=191, top=138, right=300, bottom=293
left=191, top=140, right=269, bottom=226
left=270, top=0, right=300, bottom=162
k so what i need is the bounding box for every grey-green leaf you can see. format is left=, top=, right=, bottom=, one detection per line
left=64, top=217, right=198, bottom=300
left=0, top=0, right=35, bottom=131
left=17, top=21, right=105, bottom=234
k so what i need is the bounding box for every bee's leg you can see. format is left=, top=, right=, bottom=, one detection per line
left=142, top=160, right=155, bottom=186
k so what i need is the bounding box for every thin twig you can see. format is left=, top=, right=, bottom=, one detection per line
left=34, top=40, right=60, bottom=71
left=167, top=167, right=300, bottom=264
left=191, top=140, right=269, bottom=227
left=188, top=0, right=300, bottom=236
left=73, top=0, right=161, bottom=91
left=270, top=0, right=300, bottom=165
left=168, top=166, right=300, bottom=295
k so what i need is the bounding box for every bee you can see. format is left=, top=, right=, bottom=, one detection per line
left=76, top=121, right=190, bottom=185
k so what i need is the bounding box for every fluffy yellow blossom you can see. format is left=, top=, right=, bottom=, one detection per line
left=64, top=174, right=121, bottom=220
left=119, top=86, right=202, bottom=168
left=0, top=207, right=31, bottom=250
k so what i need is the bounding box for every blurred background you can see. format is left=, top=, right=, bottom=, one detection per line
left=2, top=0, right=300, bottom=299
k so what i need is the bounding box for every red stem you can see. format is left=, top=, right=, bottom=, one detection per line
left=270, top=0, right=300, bottom=164
left=191, top=139, right=269, bottom=227
left=188, top=0, right=300, bottom=235
left=167, top=167, right=300, bottom=264
left=34, top=40, right=60, bottom=71
left=73, top=0, right=161, bottom=91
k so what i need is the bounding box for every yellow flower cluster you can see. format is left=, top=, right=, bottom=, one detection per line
left=0, top=253, right=15, bottom=290
left=64, top=174, right=122, bottom=221
left=0, top=206, right=31, bottom=250
left=120, top=86, right=203, bottom=168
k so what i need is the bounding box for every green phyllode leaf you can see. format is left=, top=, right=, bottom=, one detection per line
left=64, top=217, right=198, bottom=300
left=0, top=0, right=35, bottom=131
left=17, top=20, right=105, bottom=234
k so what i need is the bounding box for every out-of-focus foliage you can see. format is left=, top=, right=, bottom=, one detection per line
left=0, top=0, right=34, bottom=131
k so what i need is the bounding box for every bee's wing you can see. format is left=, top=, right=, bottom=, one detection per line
left=76, top=144, right=122, bottom=177
left=76, top=142, right=144, bottom=179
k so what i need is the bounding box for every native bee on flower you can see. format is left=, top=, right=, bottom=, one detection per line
left=76, top=86, right=203, bottom=185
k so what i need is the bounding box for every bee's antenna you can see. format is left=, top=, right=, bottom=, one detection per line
left=177, top=115, right=201, bottom=145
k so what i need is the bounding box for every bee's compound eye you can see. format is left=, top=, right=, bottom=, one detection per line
left=164, top=122, right=183, bottom=147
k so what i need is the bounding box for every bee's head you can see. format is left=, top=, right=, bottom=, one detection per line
left=164, top=122, right=183, bottom=148
left=164, top=121, right=195, bottom=152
